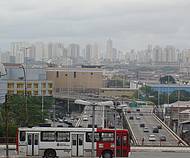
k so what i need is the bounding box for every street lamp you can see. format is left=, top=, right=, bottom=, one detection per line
left=0, top=64, right=9, bottom=157
left=74, top=99, right=113, bottom=158
left=19, top=64, right=28, bottom=125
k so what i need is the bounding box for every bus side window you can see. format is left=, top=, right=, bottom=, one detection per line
left=56, top=132, right=70, bottom=142
left=20, top=131, right=26, bottom=142
left=28, top=135, right=32, bottom=145
left=79, top=138, right=83, bottom=145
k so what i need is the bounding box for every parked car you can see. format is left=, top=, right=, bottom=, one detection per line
left=144, top=127, right=149, bottom=132
left=149, top=135, right=156, bottom=141
left=136, top=116, right=141, bottom=120
left=160, top=135, right=166, bottom=141
left=136, top=108, right=140, bottom=112
left=139, top=113, right=143, bottom=116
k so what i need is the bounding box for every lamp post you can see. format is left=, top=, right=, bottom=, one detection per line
left=0, top=64, right=9, bottom=157
left=19, top=65, right=28, bottom=125
left=74, top=100, right=113, bottom=158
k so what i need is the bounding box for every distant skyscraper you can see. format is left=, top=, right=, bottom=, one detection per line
left=92, top=43, right=99, bottom=64
left=106, top=39, right=113, bottom=61
left=48, top=43, right=53, bottom=59
left=34, top=42, right=45, bottom=61
left=86, top=44, right=92, bottom=62
left=68, top=44, right=80, bottom=59
left=163, top=46, right=177, bottom=63
left=112, top=48, right=117, bottom=62
left=152, top=46, right=162, bottom=64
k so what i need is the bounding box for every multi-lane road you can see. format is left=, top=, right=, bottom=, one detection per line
left=76, top=105, right=122, bottom=129
left=126, top=107, right=185, bottom=146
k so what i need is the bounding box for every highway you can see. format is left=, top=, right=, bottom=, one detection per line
left=125, top=107, right=184, bottom=146
left=76, top=105, right=122, bottom=129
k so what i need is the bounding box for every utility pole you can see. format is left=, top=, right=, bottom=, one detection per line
left=5, top=94, right=9, bottom=158
left=92, top=105, right=95, bottom=158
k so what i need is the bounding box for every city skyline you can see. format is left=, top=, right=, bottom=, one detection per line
left=0, top=0, right=190, bottom=50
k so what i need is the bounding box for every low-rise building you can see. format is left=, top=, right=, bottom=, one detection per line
left=46, top=66, right=103, bottom=94
left=99, top=88, right=137, bottom=98
left=164, top=101, right=190, bottom=132
left=7, top=80, right=53, bottom=96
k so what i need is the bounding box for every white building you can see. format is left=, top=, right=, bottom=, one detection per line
left=106, top=39, right=113, bottom=61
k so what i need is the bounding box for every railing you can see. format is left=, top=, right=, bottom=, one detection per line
left=152, top=113, right=189, bottom=146
left=122, top=110, right=139, bottom=145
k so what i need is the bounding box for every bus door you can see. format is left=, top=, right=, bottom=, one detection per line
left=71, top=134, right=84, bottom=157
left=27, top=132, right=39, bottom=156
left=116, top=133, right=127, bottom=157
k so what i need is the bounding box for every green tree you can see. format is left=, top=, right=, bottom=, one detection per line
left=159, top=75, right=176, bottom=84
left=0, top=95, right=54, bottom=137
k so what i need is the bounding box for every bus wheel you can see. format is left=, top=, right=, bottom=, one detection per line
left=44, top=149, right=56, bottom=158
left=103, top=151, right=112, bottom=158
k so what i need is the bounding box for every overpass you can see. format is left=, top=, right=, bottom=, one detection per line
left=124, top=106, right=189, bottom=147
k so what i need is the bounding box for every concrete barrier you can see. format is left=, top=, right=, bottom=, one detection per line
left=152, top=113, right=188, bottom=146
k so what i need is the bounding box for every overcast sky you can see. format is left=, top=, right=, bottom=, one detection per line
left=0, top=0, right=190, bottom=51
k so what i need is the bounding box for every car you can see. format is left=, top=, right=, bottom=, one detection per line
left=83, top=117, right=88, bottom=121
left=129, top=116, right=134, bottom=120
left=160, top=135, right=166, bottom=141
left=157, top=125, right=162, bottom=129
left=127, top=109, right=131, bottom=113
left=140, top=123, right=145, bottom=128
left=136, top=116, right=141, bottom=120
left=153, top=127, right=159, bottom=133
left=139, top=113, right=143, bottom=116
left=58, top=118, right=64, bottom=123
left=136, top=108, right=140, bottom=112
left=143, top=127, right=149, bottom=132
left=149, top=135, right=156, bottom=141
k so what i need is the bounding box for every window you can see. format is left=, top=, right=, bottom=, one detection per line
left=19, top=131, right=26, bottom=141
left=28, top=135, right=31, bottom=145
left=101, top=132, right=114, bottom=142
left=56, top=132, right=70, bottom=142
left=74, top=72, right=76, bottom=78
left=56, top=71, right=59, bottom=78
left=41, top=131, right=55, bottom=142
left=86, top=132, right=100, bottom=142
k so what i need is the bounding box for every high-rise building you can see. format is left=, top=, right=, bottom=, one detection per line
left=85, top=44, right=92, bottom=62
left=48, top=43, right=53, bottom=59
left=92, top=43, right=99, bottom=64
left=34, top=42, right=45, bottom=61
left=68, top=43, right=80, bottom=60
left=163, top=46, right=177, bottom=63
left=152, top=46, right=162, bottom=64
left=106, top=39, right=113, bottom=61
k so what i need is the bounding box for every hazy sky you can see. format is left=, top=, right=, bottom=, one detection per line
left=0, top=0, right=190, bottom=50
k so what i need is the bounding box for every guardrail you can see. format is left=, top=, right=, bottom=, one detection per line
left=123, top=110, right=139, bottom=145
left=152, top=113, right=189, bottom=146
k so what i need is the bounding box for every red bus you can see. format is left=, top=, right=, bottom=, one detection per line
left=17, top=127, right=130, bottom=158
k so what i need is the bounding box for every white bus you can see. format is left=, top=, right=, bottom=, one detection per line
left=16, top=127, right=130, bottom=158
